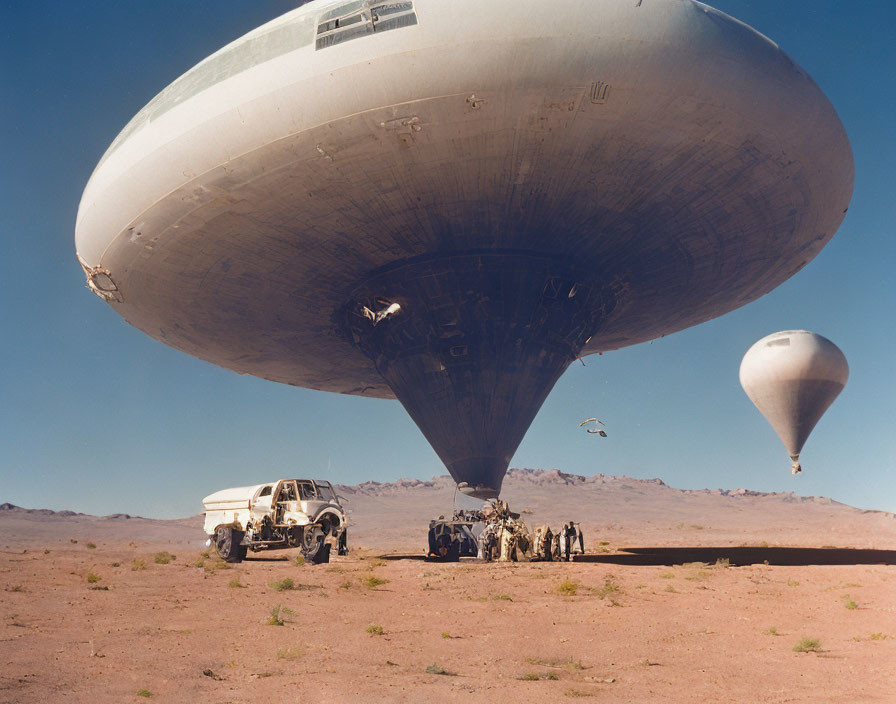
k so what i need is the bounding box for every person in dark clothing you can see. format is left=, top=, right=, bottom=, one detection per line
left=542, top=527, right=553, bottom=562
left=564, top=521, right=577, bottom=561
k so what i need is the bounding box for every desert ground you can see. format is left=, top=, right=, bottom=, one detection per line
left=2, top=469, right=895, bottom=703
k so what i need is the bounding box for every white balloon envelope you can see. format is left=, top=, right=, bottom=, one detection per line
left=739, top=331, right=848, bottom=474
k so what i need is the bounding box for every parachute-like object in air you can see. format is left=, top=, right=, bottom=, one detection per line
left=579, top=418, right=608, bottom=437
left=739, top=331, right=848, bottom=474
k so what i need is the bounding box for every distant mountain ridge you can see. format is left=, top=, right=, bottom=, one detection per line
left=0, top=503, right=135, bottom=520
left=3, top=468, right=891, bottom=518
left=336, top=467, right=868, bottom=512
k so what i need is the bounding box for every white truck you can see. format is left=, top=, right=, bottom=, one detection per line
left=202, top=479, right=347, bottom=564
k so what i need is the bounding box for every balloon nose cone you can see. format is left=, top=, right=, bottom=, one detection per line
left=740, top=330, right=848, bottom=469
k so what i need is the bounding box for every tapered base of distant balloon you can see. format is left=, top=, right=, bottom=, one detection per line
left=344, top=252, right=620, bottom=498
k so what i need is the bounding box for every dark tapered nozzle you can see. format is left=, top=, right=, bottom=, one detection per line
left=345, top=252, right=623, bottom=497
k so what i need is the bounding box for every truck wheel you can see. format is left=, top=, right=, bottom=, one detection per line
left=430, top=532, right=459, bottom=562
left=301, top=525, right=329, bottom=564
left=214, top=526, right=245, bottom=563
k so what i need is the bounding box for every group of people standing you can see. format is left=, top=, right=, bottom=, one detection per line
left=533, top=521, right=584, bottom=561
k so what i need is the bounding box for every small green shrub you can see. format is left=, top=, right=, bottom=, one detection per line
left=228, top=576, right=245, bottom=589
left=266, top=605, right=288, bottom=626
left=86, top=572, right=101, bottom=584
left=86, top=542, right=96, bottom=550
left=525, top=657, right=584, bottom=670
left=565, top=689, right=596, bottom=698
left=270, top=578, right=295, bottom=592
left=425, top=664, right=455, bottom=676
left=660, top=572, right=675, bottom=579
left=844, top=597, right=858, bottom=610
left=787, top=579, right=799, bottom=587
left=870, top=632, right=887, bottom=641
left=492, top=593, right=513, bottom=601
left=136, top=690, right=152, bottom=698
left=295, top=555, right=305, bottom=567
left=154, top=552, right=176, bottom=565
left=793, top=637, right=821, bottom=653
left=131, top=558, right=146, bottom=571
left=366, top=624, right=384, bottom=635
left=684, top=571, right=711, bottom=582
left=518, top=672, right=558, bottom=681
left=361, top=575, right=388, bottom=589
left=557, top=578, right=578, bottom=596
left=766, top=627, right=778, bottom=636
left=594, top=578, right=619, bottom=599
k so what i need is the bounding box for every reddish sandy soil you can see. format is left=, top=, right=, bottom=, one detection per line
left=2, top=470, right=895, bottom=703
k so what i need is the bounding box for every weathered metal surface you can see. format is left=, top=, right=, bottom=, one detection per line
left=76, top=0, right=854, bottom=494
left=345, top=252, right=618, bottom=495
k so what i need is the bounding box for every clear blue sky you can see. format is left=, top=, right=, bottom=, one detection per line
left=1, top=1, right=894, bottom=519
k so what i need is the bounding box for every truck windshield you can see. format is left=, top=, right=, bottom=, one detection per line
left=314, top=482, right=336, bottom=501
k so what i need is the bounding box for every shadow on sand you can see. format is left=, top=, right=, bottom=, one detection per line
left=573, top=547, right=895, bottom=567
left=380, top=547, right=894, bottom=566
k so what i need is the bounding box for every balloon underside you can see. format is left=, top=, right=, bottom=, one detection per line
left=76, top=1, right=855, bottom=495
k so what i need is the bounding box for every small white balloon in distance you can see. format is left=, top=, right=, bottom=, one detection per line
left=739, top=331, right=848, bottom=475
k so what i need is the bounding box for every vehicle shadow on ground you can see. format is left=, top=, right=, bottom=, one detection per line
left=379, top=547, right=895, bottom=566
left=574, top=547, right=895, bottom=567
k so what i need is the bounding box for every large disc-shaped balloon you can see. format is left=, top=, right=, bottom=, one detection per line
left=739, top=331, right=848, bottom=473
